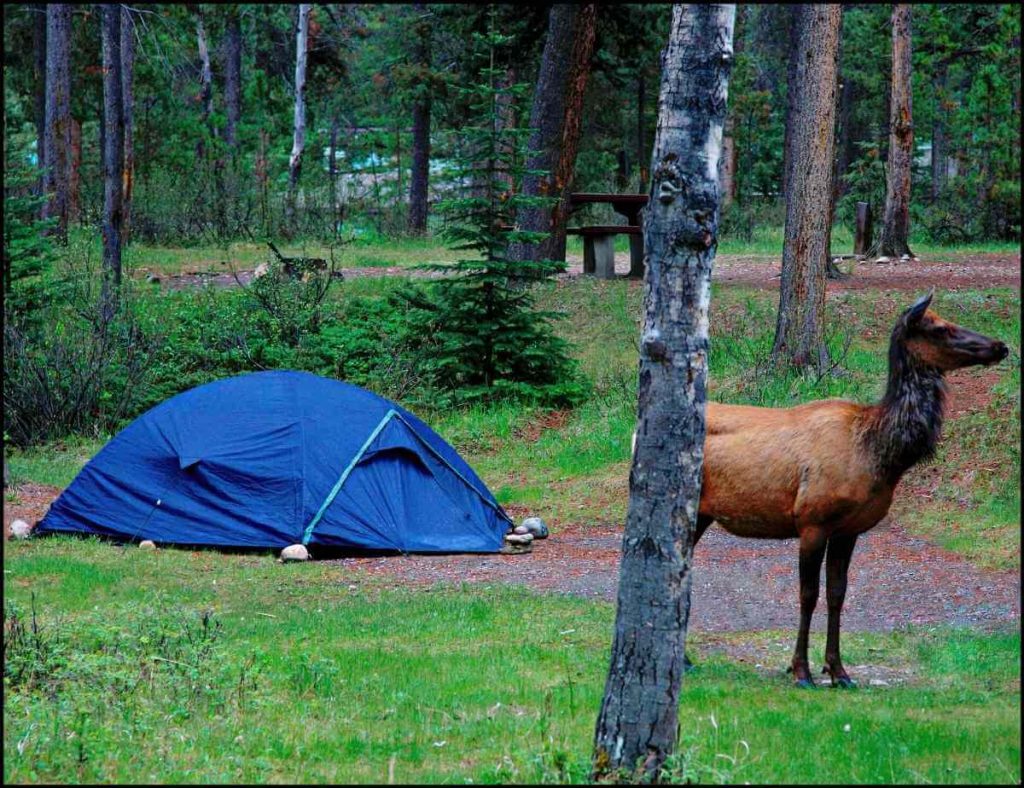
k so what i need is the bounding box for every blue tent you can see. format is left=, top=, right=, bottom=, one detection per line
left=37, top=371, right=512, bottom=553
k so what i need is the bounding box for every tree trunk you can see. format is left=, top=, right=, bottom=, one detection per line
left=407, top=2, right=431, bottom=235
left=224, top=6, right=242, bottom=151
left=195, top=8, right=214, bottom=160
left=879, top=4, right=914, bottom=258
left=930, top=61, right=947, bottom=204
left=69, top=117, right=81, bottom=223
left=32, top=4, right=46, bottom=199
left=780, top=3, right=800, bottom=202
left=771, top=4, right=842, bottom=372
left=286, top=4, right=311, bottom=236
left=43, top=3, right=72, bottom=241
left=636, top=72, right=647, bottom=191
left=508, top=3, right=597, bottom=263
left=329, top=112, right=341, bottom=237
left=592, top=5, right=735, bottom=782
left=121, top=7, right=135, bottom=245
left=101, top=3, right=124, bottom=323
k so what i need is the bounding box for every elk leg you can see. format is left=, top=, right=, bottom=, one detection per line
left=682, top=514, right=714, bottom=673
left=823, top=533, right=858, bottom=688
left=791, top=527, right=827, bottom=688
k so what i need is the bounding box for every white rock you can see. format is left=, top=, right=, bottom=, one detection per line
left=512, top=525, right=530, bottom=535
left=519, top=516, right=549, bottom=539
left=9, top=519, right=32, bottom=539
left=253, top=262, right=270, bottom=280
left=899, top=254, right=910, bottom=261
left=281, top=543, right=310, bottom=561
left=139, top=540, right=157, bottom=550
left=875, top=256, right=890, bottom=264
left=504, top=532, right=534, bottom=545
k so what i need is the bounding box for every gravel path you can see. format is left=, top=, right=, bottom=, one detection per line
left=323, top=517, right=1020, bottom=635
left=161, top=251, right=1020, bottom=293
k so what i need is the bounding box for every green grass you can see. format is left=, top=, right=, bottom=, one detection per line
left=49, top=221, right=1017, bottom=278
left=7, top=283, right=1019, bottom=560
left=3, top=537, right=1020, bottom=784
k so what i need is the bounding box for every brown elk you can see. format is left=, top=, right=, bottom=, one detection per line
left=634, top=292, right=1009, bottom=687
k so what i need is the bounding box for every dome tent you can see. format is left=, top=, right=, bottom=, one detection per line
left=37, top=371, right=512, bottom=553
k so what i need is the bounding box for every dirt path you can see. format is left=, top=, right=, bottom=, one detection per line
left=161, top=252, right=1020, bottom=293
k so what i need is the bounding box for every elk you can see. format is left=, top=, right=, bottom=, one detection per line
left=634, top=292, right=1009, bottom=687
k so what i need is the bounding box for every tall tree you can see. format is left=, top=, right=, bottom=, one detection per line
left=32, top=3, right=46, bottom=197
left=508, top=3, right=597, bottom=264
left=223, top=5, right=242, bottom=151
left=592, top=4, right=735, bottom=781
left=121, top=6, right=135, bottom=244
left=101, top=2, right=124, bottom=322
left=286, top=3, right=311, bottom=236
left=42, top=3, right=71, bottom=241
left=194, top=6, right=215, bottom=159
left=407, top=2, right=432, bottom=235
left=879, top=4, right=914, bottom=258
left=771, top=4, right=842, bottom=372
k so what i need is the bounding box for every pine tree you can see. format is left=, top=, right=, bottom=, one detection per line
left=3, top=85, right=54, bottom=319
left=396, top=7, right=585, bottom=407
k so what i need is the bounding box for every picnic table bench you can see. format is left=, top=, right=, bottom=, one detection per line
left=567, top=193, right=649, bottom=279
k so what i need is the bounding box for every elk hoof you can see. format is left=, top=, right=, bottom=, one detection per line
left=823, top=666, right=857, bottom=689
left=794, top=677, right=817, bottom=689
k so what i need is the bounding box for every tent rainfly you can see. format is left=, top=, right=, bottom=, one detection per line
left=37, top=371, right=513, bottom=553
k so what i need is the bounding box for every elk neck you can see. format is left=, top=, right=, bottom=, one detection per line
left=861, top=330, right=947, bottom=484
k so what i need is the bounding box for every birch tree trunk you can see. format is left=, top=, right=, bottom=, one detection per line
left=101, top=3, right=124, bottom=324
left=407, top=2, right=432, bottom=236
left=121, top=6, right=136, bottom=245
left=879, top=4, right=914, bottom=258
left=194, top=9, right=215, bottom=160
left=43, top=3, right=72, bottom=241
left=508, top=3, right=597, bottom=263
left=286, top=4, right=311, bottom=236
left=771, top=4, right=842, bottom=372
left=592, top=5, right=735, bottom=781
left=224, top=6, right=242, bottom=151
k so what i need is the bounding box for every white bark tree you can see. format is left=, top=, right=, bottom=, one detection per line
left=592, top=4, right=736, bottom=781
left=286, top=3, right=311, bottom=236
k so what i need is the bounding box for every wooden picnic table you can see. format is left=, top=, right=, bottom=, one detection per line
left=567, top=193, right=649, bottom=278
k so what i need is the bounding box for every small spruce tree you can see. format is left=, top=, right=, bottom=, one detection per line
left=396, top=8, right=585, bottom=407
left=3, top=83, right=55, bottom=320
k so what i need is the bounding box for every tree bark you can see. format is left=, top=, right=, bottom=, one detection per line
left=224, top=6, right=242, bottom=151
left=636, top=72, right=647, bottom=190
left=286, top=4, right=311, bottom=236
left=69, top=117, right=81, bottom=223
left=43, top=3, right=72, bottom=241
left=929, top=61, right=946, bottom=204
left=407, top=2, right=432, bottom=235
left=194, top=8, right=215, bottom=160
left=121, top=7, right=135, bottom=245
left=879, top=4, right=914, bottom=258
left=771, top=4, right=842, bottom=372
left=102, top=3, right=125, bottom=323
left=508, top=3, right=597, bottom=263
left=780, top=3, right=800, bottom=202
left=592, top=5, right=735, bottom=782
left=32, top=4, right=46, bottom=198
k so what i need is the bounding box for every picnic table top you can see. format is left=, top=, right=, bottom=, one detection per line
left=569, top=192, right=649, bottom=205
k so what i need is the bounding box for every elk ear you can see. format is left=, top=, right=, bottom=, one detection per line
left=905, top=290, right=934, bottom=325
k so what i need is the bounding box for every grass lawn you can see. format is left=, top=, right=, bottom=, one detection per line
left=4, top=242, right=1019, bottom=783
left=3, top=537, right=1020, bottom=784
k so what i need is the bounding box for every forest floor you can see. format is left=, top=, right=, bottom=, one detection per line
left=5, top=358, right=1018, bottom=689
left=159, top=250, right=1021, bottom=293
